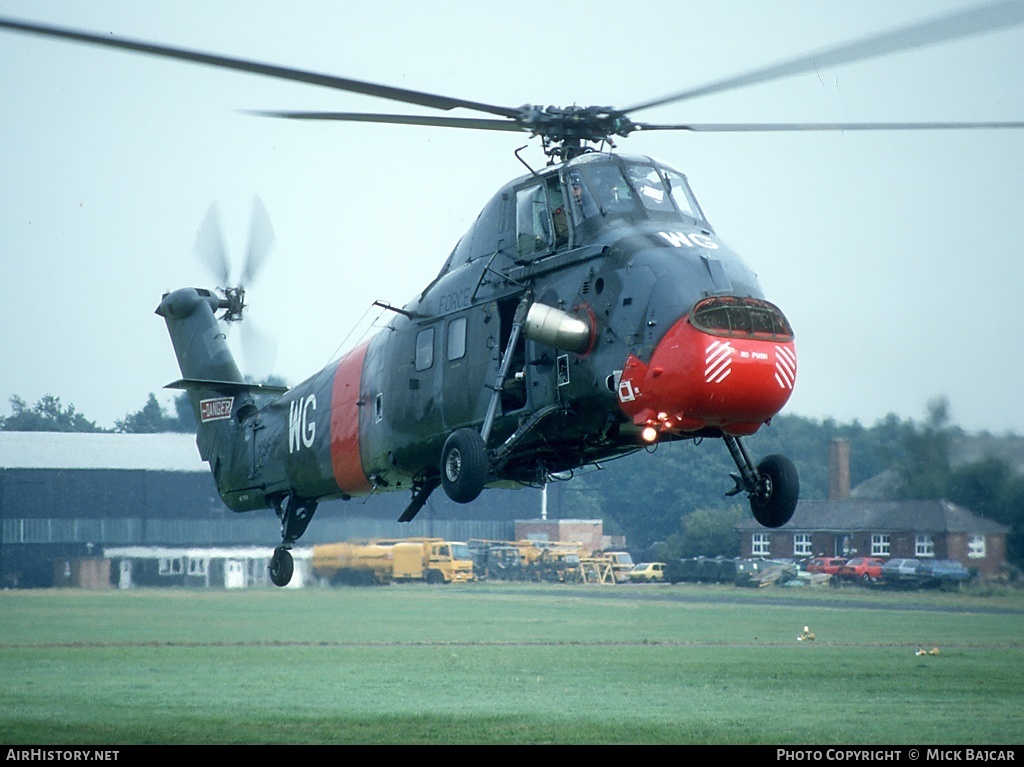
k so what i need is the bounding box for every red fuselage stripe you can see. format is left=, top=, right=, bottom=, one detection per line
left=330, top=340, right=372, bottom=494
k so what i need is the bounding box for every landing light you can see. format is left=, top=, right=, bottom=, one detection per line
left=641, top=425, right=659, bottom=443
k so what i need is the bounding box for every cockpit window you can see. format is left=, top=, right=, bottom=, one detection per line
left=625, top=163, right=674, bottom=213
left=662, top=169, right=705, bottom=222
left=516, top=183, right=554, bottom=259
left=690, top=296, right=794, bottom=341
left=568, top=164, right=638, bottom=222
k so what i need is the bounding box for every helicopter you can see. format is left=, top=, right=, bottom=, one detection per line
left=2, top=3, right=1022, bottom=586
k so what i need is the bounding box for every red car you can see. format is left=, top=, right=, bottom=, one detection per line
left=805, top=557, right=847, bottom=575
left=838, top=557, right=885, bottom=582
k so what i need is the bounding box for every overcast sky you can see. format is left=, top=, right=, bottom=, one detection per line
left=0, top=0, right=1021, bottom=435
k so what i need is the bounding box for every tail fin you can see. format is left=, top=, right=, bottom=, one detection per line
left=155, top=287, right=284, bottom=464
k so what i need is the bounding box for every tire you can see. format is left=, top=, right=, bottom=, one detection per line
left=440, top=428, right=488, bottom=504
left=269, top=546, right=294, bottom=587
left=749, top=454, right=800, bottom=528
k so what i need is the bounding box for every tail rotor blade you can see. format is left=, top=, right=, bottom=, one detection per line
left=193, top=203, right=231, bottom=287
left=241, top=317, right=279, bottom=381
left=241, top=195, right=275, bottom=288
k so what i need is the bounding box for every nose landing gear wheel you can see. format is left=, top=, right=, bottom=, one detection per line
left=269, top=546, right=294, bottom=587
left=749, top=454, right=799, bottom=528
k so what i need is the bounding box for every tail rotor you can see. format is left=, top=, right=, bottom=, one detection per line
left=192, top=195, right=279, bottom=377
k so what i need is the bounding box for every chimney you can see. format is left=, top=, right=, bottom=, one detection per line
left=829, top=438, right=851, bottom=501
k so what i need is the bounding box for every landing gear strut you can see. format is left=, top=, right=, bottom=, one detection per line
left=724, top=436, right=799, bottom=528
left=398, top=476, right=440, bottom=522
left=269, top=494, right=319, bottom=587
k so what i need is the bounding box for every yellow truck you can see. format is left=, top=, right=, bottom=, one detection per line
left=312, top=537, right=475, bottom=585
left=389, top=538, right=475, bottom=584
left=311, top=541, right=395, bottom=585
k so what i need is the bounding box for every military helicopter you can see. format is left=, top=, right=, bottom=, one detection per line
left=3, top=3, right=1022, bottom=586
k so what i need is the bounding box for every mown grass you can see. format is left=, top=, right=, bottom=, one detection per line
left=2, top=583, right=1023, bottom=744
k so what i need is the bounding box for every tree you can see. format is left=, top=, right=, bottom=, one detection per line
left=896, top=396, right=956, bottom=499
left=0, top=394, right=104, bottom=432
left=663, top=506, right=746, bottom=559
left=172, top=391, right=196, bottom=432
left=115, top=393, right=185, bottom=433
left=949, top=457, right=1024, bottom=569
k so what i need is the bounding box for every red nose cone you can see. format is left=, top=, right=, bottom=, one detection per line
left=618, top=297, right=796, bottom=437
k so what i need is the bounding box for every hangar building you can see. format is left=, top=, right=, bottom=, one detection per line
left=0, top=432, right=520, bottom=587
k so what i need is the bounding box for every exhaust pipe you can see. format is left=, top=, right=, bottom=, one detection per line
left=523, top=303, right=592, bottom=353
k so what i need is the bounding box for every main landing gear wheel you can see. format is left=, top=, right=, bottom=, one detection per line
left=268, top=494, right=317, bottom=587
left=749, top=454, right=800, bottom=529
left=440, top=428, right=488, bottom=504
left=269, top=546, right=294, bottom=587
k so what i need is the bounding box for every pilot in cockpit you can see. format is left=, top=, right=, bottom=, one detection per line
left=568, top=172, right=597, bottom=220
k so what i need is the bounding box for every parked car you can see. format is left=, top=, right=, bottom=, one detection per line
left=665, top=557, right=736, bottom=584
left=734, top=558, right=798, bottom=588
left=838, top=557, right=885, bottom=583
left=881, top=558, right=921, bottom=586
left=805, top=557, right=847, bottom=575
left=915, top=559, right=971, bottom=587
left=627, top=562, right=666, bottom=582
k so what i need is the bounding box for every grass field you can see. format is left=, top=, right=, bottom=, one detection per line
left=2, top=583, right=1023, bottom=744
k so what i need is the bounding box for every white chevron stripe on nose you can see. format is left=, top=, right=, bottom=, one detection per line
left=705, top=340, right=733, bottom=383
left=775, top=346, right=797, bottom=389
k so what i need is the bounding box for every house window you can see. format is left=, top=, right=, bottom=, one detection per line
left=793, top=534, right=812, bottom=557
left=752, top=533, right=770, bottom=557
left=187, top=557, right=207, bottom=576
left=159, top=557, right=183, bottom=575
left=915, top=535, right=934, bottom=558
left=871, top=534, right=890, bottom=557
left=968, top=535, right=986, bottom=559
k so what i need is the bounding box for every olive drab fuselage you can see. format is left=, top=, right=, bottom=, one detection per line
left=158, top=152, right=796, bottom=519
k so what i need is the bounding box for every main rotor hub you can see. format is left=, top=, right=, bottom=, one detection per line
left=517, top=105, right=639, bottom=160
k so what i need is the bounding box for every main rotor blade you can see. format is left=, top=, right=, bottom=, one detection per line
left=244, top=110, right=525, bottom=132
left=0, top=16, right=520, bottom=119
left=624, top=0, right=1024, bottom=114
left=635, top=120, right=1024, bottom=133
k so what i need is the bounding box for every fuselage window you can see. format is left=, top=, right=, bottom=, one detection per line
left=516, top=184, right=554, bottom=259
left=447, top=316, right=467, bottom=361
left=415, top=328, right=434, bottom=371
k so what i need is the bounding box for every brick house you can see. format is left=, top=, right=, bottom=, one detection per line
left=736, top=498, right=1009, bottom=577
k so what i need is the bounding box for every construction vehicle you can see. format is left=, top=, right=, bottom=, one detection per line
left=311, top=541, right=395, bottom=585
left=467, top=540, right=525, bottom=581
left=512, top=540, right=586, bottom=582
left=602, top=551, right=636, bottom=582
left=577, top=556, right=616, bottom=584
